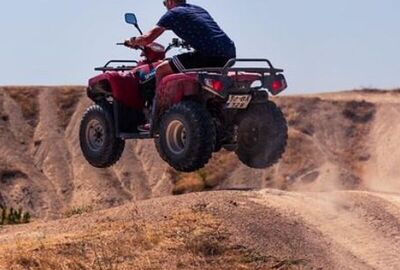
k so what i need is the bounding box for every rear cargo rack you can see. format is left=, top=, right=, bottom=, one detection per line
left=95, top=60, right=138, bottom=72
left=182, top=58, right=284, bottom=75
left=183, top=58, right=285, bottom=97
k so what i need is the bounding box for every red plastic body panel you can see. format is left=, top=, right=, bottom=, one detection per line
left=88, top=61, right=164, bottom=110
left=131, top=61, right=162, bottom=77
left=156, top=73, right=199, bottom=110
left=142, top=43, right=166, bottom=62
left=89, top=72, right=145, bottom=109
left=228, top=72, right=261, bottom=82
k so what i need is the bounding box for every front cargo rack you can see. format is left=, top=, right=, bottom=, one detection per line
left=95, top=60, right=138, bottom=73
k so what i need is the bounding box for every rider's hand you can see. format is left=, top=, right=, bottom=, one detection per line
left=124, top=37, right=137, bottom=48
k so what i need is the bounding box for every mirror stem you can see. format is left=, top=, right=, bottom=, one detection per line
left=135, top=25, right=143, bottom=35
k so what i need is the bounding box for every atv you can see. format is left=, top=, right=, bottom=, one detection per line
left=80, top=13, right=288, bottom=172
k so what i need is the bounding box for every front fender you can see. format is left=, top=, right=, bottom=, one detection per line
left=88, top=72, right=145, bottom=110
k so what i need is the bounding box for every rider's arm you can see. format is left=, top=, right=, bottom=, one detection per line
left=130, top=26, right=165, bottom=47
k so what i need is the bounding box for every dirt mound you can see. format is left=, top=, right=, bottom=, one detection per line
left=0, top=190, right=399, bottom=269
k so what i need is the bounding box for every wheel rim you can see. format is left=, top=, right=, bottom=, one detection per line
left=166, top=120, right=187, bottom=155
left=86, top=119, right=105, bottom=152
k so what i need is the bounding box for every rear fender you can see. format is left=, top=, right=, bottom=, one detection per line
left=152, top=73, right=200, bottom=133
left=156, top=73, right=200, bottom=113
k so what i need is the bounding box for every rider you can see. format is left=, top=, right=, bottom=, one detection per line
left=126, top=0, right=236, bottom=85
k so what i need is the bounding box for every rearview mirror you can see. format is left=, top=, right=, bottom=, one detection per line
left=125, top=13, right=138, bottom=26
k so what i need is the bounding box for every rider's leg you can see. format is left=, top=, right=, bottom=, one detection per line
left=155, top=60, right=175, bottom=86
left=144, top=61, right=175, bottom=132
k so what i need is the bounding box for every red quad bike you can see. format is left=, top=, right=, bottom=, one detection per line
left=80, top=13, right=288, bottom=172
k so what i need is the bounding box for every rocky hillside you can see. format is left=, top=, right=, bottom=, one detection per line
left=1, top=87, right=400, bottom=218
left=1, top=87, right=400, bottom=269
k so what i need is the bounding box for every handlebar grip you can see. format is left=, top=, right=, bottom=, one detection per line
left=116, top=40, right=133, bottom=47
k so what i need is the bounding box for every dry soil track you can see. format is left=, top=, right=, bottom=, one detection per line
left=0, top=190, right=399, bottom=269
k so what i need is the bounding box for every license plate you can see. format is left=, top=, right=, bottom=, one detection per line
left=226, top=95, right=252, bottom=109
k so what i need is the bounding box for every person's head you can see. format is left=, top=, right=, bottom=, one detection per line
left=163, top=0, right=186, bottom=10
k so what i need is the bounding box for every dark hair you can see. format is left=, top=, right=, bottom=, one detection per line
left=174, top=0, right=186, bottom=4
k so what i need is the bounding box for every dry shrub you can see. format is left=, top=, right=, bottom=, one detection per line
left=172, top=171, right=205, bottom=195
left=342, top=100, right=376, bottom=124
left=283, top=97, right=321, bottom=136
left=353, top=88, right=400, bottom=94
left=1, top=114, right=9, bottom=122
left=185, top=230, right=227, bottom=257
left=0, top=170, right=28, bottom=184
left=64, top=205, right=95, bottom=218
left=171, top=151, right=239, bottom=194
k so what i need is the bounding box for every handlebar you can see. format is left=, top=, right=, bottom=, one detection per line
left=118, top=37, right=190, bottom=52
left=116, top=40, right=144, bottom=51
left=165, top=38, right=191, bottom=52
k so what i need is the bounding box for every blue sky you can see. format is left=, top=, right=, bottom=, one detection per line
left=1, top=0, right=399, bottom=93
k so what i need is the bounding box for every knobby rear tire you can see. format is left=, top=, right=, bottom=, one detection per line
left=155, top=101, right=216, bottom=172
left=235, top=101, right=288, bottom=169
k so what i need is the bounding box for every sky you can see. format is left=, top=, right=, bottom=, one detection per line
left=1, top=0, right=399, bottom=93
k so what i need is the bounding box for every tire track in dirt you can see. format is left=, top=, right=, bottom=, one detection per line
left=341, top=192, right=400, bottom=252
left=251, top=190, right=400, bottom=269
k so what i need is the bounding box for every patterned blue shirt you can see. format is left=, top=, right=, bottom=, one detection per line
left=157, top=4, right=236, bottom=58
